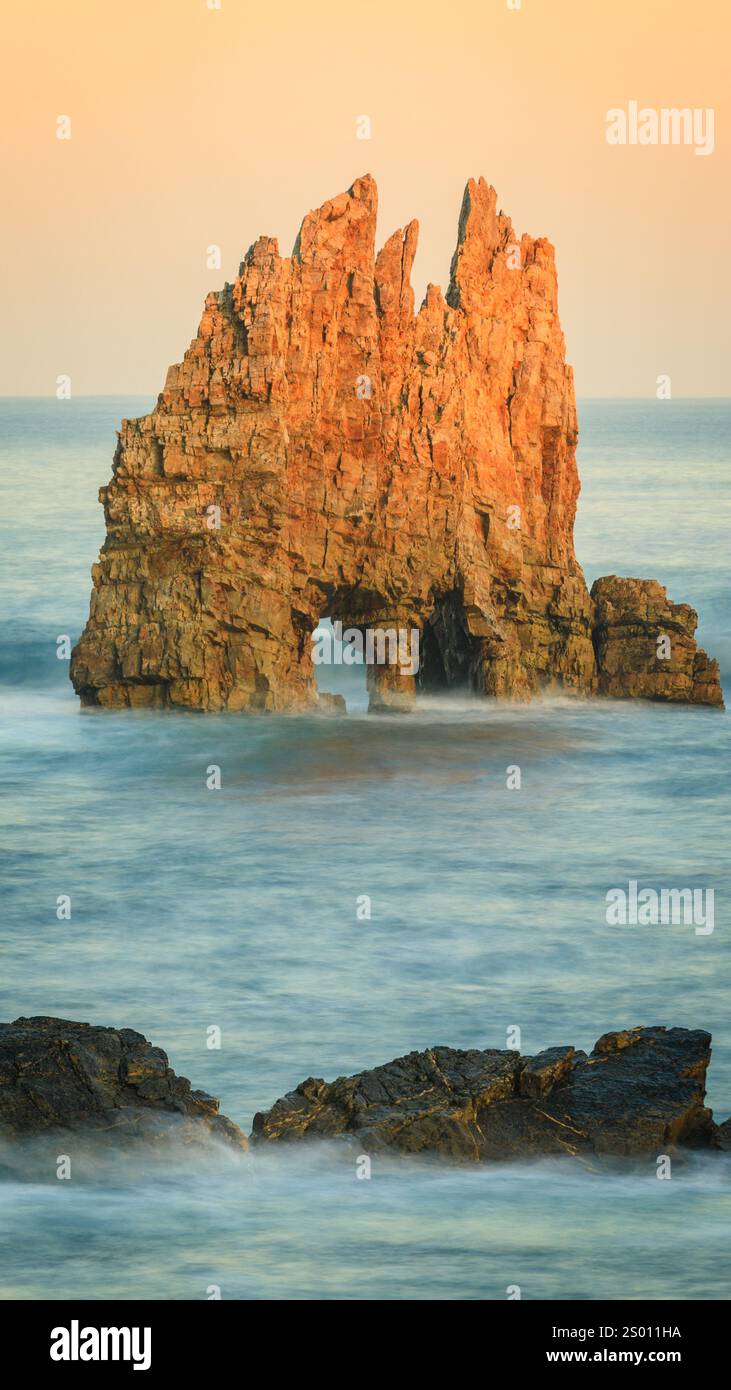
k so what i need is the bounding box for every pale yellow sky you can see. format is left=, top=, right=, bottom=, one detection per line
left=2, top=0, right=729, bottom=395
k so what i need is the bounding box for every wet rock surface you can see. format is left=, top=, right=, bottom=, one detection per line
left=69, top=175, right=722, bottom=713
left=252, top=1027, right=717, bottom=1161
left=0, top=1017, right=247, bottom=1150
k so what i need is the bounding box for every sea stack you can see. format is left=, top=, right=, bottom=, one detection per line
left=70, top=176, right=723, bottom=713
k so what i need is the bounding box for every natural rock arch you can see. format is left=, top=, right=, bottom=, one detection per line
left=70, top=175, right=722, bottom=711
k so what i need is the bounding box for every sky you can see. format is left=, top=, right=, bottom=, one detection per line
left=2, top=0, right=729, bottom=396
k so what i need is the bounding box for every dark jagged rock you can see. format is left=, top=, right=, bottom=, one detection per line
left=0, top=1017, right=247, bottom=1150
left=3, top=1018, right=725, bottom=1166
left=252, top=1026, right=716, bottom=1161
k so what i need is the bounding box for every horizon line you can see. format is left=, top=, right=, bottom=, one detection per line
left=1, top=393, right=730, bottom=402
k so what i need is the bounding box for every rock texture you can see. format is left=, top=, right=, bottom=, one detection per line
left=3, top=1018, right=726, bottom=1165
left=591, top=577, right=723, bottom=706
left=70, top=175, right=722, bottom=712
left=0, top=1017, right=247, bottom=1150
left=252, top=1026, right=716, bottom=1161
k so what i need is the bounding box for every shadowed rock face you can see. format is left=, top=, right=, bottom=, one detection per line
left=252, top=1027, right=716, bottom=1161
left=69, top=175, right=722, bottom=713
left=0, top=1017, right=247, bottom=1150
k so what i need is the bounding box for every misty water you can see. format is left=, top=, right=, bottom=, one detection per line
left=1, top=398, right=729, bottom=1300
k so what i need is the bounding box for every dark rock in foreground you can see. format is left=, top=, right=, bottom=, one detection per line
left=0, top=1017, right=247, bottom=1150
left=2, top=1018, right=725, bottom=1165
left=252, top=1027, right=716, bottom=1161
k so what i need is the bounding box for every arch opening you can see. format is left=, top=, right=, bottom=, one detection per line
left=311, top=617, right=369, bottom=713
left=418, top=592, right=481, bottom=698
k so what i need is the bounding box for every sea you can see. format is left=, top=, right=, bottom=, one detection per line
left=0, top=397, right=729, bottom=1300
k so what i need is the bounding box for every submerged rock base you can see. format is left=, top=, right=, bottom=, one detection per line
left=253, top=1027, right=722, bottom=1161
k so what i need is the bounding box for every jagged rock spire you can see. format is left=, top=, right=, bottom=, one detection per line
left=70, top=177, right=722, bottom=712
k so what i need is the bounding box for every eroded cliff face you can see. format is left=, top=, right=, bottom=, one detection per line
left=70, top=175, right=722, bottom=711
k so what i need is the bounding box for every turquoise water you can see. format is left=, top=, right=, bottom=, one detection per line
left=0, top=398, right=729, bottom=1300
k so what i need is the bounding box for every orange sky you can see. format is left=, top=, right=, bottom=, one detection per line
left=2, top=0, right=729, bottom=396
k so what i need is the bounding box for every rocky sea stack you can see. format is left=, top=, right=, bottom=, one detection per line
left=69, top=175, right=722, bottom=714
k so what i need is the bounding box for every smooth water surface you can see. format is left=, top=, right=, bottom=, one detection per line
left=0, top=398, right=729, bottom=1299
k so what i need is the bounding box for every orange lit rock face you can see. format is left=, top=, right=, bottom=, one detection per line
left=70, top=175, right=722, bottom=711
